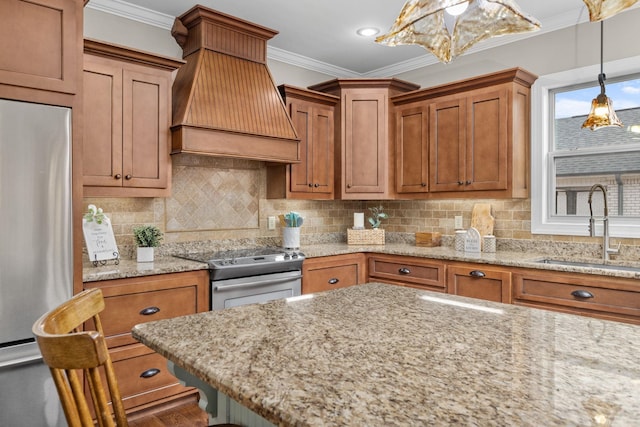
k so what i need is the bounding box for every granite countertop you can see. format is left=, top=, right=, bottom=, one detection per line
left=83, top=242, right=640, bottom=282
left=132, top=283, right=640, bottom=426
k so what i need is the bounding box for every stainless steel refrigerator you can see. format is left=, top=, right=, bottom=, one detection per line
left=0, top=99, right=72, bottom=426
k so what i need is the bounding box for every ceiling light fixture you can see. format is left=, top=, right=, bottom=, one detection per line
left=582, top=0, right=639, bottom=22
left=581, top=21, right=623, bottom=130
left=375, top=0, right=540, bottom=63
left=445, top=1, right=469, bottom=16
left=357, top=27, right=380, bottom=37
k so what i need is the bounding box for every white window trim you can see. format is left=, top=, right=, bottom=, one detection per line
left=531, top=55, right=640, bottom=238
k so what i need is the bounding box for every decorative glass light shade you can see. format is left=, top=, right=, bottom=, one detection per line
left=582, top=0, right=639, bottom=22
left=375, top=0, right=540, bottom=63
left=581, top=21, right=623, bottom=130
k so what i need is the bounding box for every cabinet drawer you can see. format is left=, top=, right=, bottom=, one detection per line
left=304, top=264, right=358, bottom=294
left=368, top=255, right=445, bottom=291
left=302, top=253, right=365, bottom=294
left=448, top=264, right=511, bottom=303
left=513, top=272, right=640, bottom=323
left=95, top=286, right=197, bottom=348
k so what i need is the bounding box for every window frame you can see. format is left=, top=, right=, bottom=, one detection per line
left=531, top=55, right=640, bottom=238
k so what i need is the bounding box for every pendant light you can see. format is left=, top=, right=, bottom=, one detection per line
left=582, top=0, right=638, bottom=22
left=375, top=0, right=540, bottom=63
left=581, top=21, right=623, bottom=130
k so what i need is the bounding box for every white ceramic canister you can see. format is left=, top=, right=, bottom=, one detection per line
left=455, top=230, right=467, bottom=252
left=282, top=226, right=301, bottom=249
left=483, top=235, right=496, bottom=253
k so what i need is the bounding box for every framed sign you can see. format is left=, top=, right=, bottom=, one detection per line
left=82, top=205, right=119, bottom=265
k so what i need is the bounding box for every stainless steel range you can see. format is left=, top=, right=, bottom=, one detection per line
left=175, top=247, right=304, bottom=310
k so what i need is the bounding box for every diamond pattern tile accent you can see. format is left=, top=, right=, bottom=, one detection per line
left=166, top=165, right=260, bottom=231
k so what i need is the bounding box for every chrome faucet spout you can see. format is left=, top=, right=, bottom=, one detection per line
left=587, top=184, right=619, bottom=261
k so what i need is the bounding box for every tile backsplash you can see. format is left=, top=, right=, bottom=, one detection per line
left=83, top=155, right=640, bottom=260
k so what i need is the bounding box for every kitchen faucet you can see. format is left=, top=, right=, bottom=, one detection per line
left=587, top=184, right=620, bottom=261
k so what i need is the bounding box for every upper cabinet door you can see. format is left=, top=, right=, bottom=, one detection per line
left=0, top=0, right=79, bottom=99
left=429, top=96, right=466, bottom=192
left=395, top=103, right=429, bottom=194
left=310, top=105, right=334, bottom=194
left=288, top=101, right=313, bottom=193
left=465, top=87, right=508, bottom=192
left=343, top=90, right=388, bottom=197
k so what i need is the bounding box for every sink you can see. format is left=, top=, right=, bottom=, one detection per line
left=534, top=258, right=640, bottom=273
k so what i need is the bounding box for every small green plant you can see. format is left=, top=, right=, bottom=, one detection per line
left=132, top=225, right=163, bottom=247
left=83, top=204, right=105, bottom=225
left=368, top=206, right=389, bottom=229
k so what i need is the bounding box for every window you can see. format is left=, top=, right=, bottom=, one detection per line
left=531, top=56, right=640, bottom=238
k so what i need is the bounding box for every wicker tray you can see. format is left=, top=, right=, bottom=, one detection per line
left=347, top=228, right=385, bottom=245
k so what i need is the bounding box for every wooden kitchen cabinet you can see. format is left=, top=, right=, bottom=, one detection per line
left=267, top=86, right=339, bottom=199
left=302, top=253, right=366, bottom=294
left=309, top=79, right=419, bottom=200
left=391, top=68, right=537, bottom=199
left=512, top=269, right=640, bottom=325
left=82, top=39, right=183, bottom=197
left=368, top=254, right=446, bottom=292
left=447, top=262, right=512, bottom=303
left=395, top=102, right=429, bottom=194
left=0, top=0, right=82, bottom=105
left=83, top=270, right=209, bottom=415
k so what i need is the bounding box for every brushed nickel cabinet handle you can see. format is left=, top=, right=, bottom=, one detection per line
left=328, top=278, right=339, bottom=285
left=399, top=267, right=411, bottom=275
left=114, top=174, right=122, bottom=179
left=458, top=181, right=463, bottom=185
left=139, top=306, right=160, bottom=316
left=571, top=290, right=594, bottom=299
left=465, top=180, right=471, bottom=185
left=140, top=368, right=160, bottom=379
left=125, top=174, right=132, bottom=180
left=469, top=270, right=486, bottom=278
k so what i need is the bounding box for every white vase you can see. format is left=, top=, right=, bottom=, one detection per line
left=137, top=247, right=154, bottom=263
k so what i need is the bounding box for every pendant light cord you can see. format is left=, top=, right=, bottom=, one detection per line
left=598, top=20, right=606, bottom=95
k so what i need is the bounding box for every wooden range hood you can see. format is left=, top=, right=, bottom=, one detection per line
left=170, top=5, right=300, bottom=163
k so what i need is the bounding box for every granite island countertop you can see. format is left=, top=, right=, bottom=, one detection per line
left=132, top=283, right=640, bottom=426
left=84, top=242, right=640, bottom=282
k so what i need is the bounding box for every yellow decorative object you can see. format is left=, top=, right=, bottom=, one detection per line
left=582, top=0, right=638, bottom=22
left=376, top=0, right=540, bottom=63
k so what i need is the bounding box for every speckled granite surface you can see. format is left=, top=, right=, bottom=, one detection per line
left=84, top=242, right=640, bottom=282
left=132, top=283, right=639, bottom=426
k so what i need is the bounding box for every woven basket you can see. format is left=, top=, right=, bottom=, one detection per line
left=347, top=228, right=385, bottom=245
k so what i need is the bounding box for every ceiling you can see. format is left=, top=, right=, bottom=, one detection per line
left=87, top=0, right=639, bottom=77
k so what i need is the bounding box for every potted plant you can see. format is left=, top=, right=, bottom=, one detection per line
left=133, top=225, right=163, bottom=262
left=367, top=206, right=389, bottom=229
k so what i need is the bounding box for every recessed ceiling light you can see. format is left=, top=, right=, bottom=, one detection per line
left=357, top=27, right=380, bottom=37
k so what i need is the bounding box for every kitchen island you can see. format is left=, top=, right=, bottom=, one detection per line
left=132, top=283, right=639, bottom=426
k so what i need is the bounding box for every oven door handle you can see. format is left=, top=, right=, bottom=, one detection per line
left=213, top=273, right=302, bottom=292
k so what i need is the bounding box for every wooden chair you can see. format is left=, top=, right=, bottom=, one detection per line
left=32, top=288, right=128, bottom=427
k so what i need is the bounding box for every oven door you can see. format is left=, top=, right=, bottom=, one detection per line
left=211, top=270, right=302, bottom=311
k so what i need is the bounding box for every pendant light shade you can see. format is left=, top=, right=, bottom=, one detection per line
left=375, top=0, right=540, bottom=63
left=582, top=0, right=639, bottom=22
left=582, top=21, right=623, bottom=130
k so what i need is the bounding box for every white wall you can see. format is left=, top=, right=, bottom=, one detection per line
left=85, top=7, right=640, bottom=88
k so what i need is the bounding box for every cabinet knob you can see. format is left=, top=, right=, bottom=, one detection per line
left=139, top=306, right=160, bottom=316
left=140, top=368, right=161, bottom=379
left=469, top=270, right=486, bottom=278
left=465, top=180, right=471, bottom=185
left=421, top=183, right=426, bottom=187
left=399, top=267, right=411, bottom=275
left=314, top=183, right=319, bottom=187
left=125, top=174, right=132, bottom=180
left=347, top=184, right=352, bottom=188
left=114, top=174, right=122, bottom=180
left=308, top=183, right=313, bottom=187
left=458, top=181, right=464, bottom=185
left=571, top=290, right=594, bottom=299
left=328, top=278, right=339, bottom=285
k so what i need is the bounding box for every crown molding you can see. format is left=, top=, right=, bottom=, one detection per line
left=86, top=0, right=638, bottom=78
